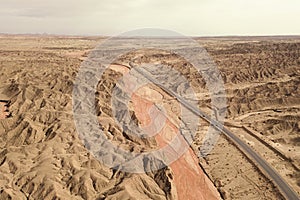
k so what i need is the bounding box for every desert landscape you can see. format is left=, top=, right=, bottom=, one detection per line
left=0, top=35, right=299, bottom=200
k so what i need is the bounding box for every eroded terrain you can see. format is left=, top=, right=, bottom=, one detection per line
left=0, top=35, right=299, bottom=199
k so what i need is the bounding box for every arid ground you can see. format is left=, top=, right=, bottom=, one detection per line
left=0, top=35, right=299, bottom=199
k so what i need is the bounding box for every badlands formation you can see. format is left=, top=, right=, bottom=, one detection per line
left=0, top=35, right=299, bottom=199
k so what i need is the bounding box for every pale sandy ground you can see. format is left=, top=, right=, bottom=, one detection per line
left=0, top=35, right=299, bottom=199
left=197, top=38, right=300, bottom=199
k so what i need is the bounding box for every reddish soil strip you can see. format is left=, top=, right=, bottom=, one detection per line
left=132, top=89, right=220, bottom=200
left=110, top=64, right=220, bottom=199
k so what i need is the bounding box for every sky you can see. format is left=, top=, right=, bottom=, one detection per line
left=0, top=0, right=299, bottom=36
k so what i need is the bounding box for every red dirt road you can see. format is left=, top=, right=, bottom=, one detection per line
left=110, top=64, right=220, bottom=199
left=132, top=89, right=220, bottom=200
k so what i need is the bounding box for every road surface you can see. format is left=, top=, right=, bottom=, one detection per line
left=132, top=66, right=300, bottom=200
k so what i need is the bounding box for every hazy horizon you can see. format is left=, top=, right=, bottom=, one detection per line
left=1, top=0, right=300, bottom=36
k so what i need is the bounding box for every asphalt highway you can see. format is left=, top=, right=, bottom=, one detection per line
left=133, top=66, right=300, bottom=200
